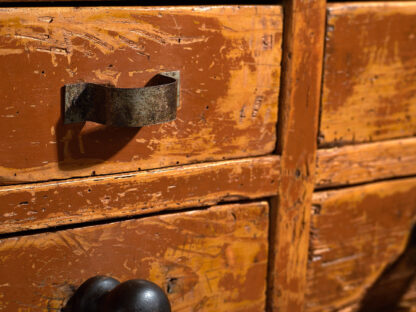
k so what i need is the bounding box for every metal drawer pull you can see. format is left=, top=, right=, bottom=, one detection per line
left=64, top=275, right=171, bottom=312
left=64, top=71, right=179, bottom=127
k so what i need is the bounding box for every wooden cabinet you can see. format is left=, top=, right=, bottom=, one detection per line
left=0, top=1, right=415, bottom=312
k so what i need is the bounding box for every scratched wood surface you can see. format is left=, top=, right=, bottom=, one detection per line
left=0, top=155, right=279, bottom=234
left=0, top=201, right=269, bottom=311
left=319, top=2, right=416, bottom=147
left=316, top=137, right=416, bottom=188
left=306, top=178, right=416, bottom=311
left=267, top=0, right=326, bottom=311
left=0, top=6, right=282, bottom=185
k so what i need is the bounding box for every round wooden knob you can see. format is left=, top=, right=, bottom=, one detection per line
left=64, top=276, right=171, bottom=312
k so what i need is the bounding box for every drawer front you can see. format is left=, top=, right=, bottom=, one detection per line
left=306, top=178, right=416, bottom=311
left=0, top=201, right=269, bottom=311
left=319, top=3, right=416, bottom=147
left=0, top=6, right=282, bottom=184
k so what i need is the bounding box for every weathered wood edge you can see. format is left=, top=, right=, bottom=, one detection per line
left=316, top=137, right=416, bottom=189
left=312, top=175, right=416, bottom=205
left=267, top=0, right=326, bottom=311
left=328, top=1, right=416, bottom=13
left=0, top=155, right=280, bottom=234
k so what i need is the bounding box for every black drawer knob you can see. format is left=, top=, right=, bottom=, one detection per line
left=64, top=276, right=171, bottom=312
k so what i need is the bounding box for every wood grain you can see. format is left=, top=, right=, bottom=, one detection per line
left=267, top=0, right=326, bottom=311
left=306, top=178, right=416, bottom=311
left=316, top=137, right=416, bottom=188
left=320, top=2, right=416, bottom=147
left=0, top=155, right=279, bottom=234
left=0, top=201, right=269, bottom=312
left=0, top=6, right=282, bottom=185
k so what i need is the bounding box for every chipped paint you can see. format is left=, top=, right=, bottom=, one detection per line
left=0, top=6, right=282, bottom=184
left=0, top=202, right=268, bottom=311
left=0, top=155, right=279, bottom=233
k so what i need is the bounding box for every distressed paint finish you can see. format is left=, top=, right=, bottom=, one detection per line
left=0, top=155, right=279, bottom=234
left=0, top=201, right=269, bottom=311
left=319, top=3, right=416, bottom=147
left=0, top=6, right=282, bottom=184
left=267, top=0, right=326, bottom=311
left=306, top=178, right=416, bottom=311
left=316, top=137, right=416, bottom=188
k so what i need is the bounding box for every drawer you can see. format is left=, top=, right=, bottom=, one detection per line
left=319, top=3, right=416, bottom=147
left=0, top=6, right=282, bottom=185
left=306, top=178, right=416, bottom=311
left=0, top=201, right=269, bottom=311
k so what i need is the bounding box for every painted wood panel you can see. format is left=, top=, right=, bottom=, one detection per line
left=0, top=201, right=269, bottom=311
left=0, top=6, right=282, bottom=184
left=0, top=155, right=279, bottom=234
left=316, top=137, right=416, bottom=188
left=267, top=0, right=326, bottom=310
left=319, top=3, right=416, bottom=147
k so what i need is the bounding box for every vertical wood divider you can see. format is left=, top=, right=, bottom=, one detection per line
left=267, top=0, right=327, bottom=311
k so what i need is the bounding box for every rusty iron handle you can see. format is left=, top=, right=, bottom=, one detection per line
left=64, top=71, right=179, bottom=127
left=64, top=276, right=171, bottom=312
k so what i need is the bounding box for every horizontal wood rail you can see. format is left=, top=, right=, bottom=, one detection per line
left=316, top=137, right=416, bottom=189
left=0, top=155, right=280, bottom=234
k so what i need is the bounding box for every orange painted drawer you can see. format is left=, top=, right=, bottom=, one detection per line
left=319, top=3, right=416, bottom=147
left=0, top=6, right=282, bottom=185
left=306, top=178, right=416, bottom=311
left=0, top=201, right=269, bottom=311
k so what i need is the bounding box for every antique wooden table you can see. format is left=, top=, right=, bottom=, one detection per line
left=0, top=0, right=415, bottom=311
